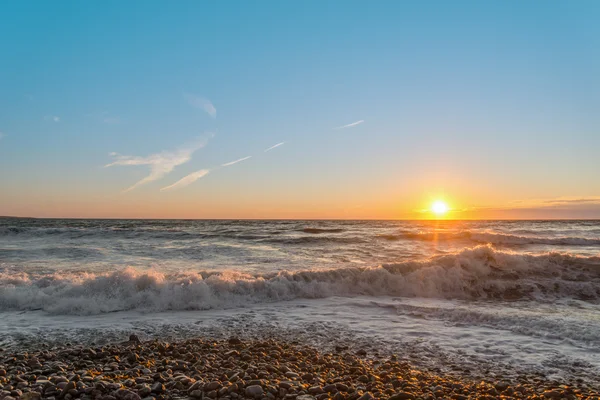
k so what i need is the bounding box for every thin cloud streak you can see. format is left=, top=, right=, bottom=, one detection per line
left=334, top=120, right=364, bottom=129
left=160, top=169, right=210, bottom=191
left=264, top=142, right=285, bottom=152
left=185, top=93, right=216, bottom=118
left=428, top=196, right=600, bottom=216
left=45, top=115, right=60, bottom=122
left=105, top=135, right=211, bottom=192
left=502, top=196, right=600, bottom=209
left=222, top=156, right=252, bottom=167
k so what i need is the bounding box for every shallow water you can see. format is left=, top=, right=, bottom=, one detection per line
left=1, top=219, right=599, bottom=384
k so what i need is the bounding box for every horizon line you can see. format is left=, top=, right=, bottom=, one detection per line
left=1, top=215, right=599, bottom=222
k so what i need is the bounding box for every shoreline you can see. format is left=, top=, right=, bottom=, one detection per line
left=0, top=336, right=598, bottom=400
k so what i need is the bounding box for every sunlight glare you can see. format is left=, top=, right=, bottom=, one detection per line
left=431, top=200, right=449, bottom=216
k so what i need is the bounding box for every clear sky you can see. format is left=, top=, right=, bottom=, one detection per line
left=1, top=1, right=599, bottom=219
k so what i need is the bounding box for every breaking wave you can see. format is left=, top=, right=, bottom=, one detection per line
left=1, top=245, right=599, bottom=315
left=383, top=230, right=600, bottom=246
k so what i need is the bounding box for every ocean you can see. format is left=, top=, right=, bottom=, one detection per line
left=1, top=219, right=599, bottom=385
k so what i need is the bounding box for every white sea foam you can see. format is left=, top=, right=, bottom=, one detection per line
left=1, top=296, right=599, bottom=385
left=1, top=245, right=599, bottom=315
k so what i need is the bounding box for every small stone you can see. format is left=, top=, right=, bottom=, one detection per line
left=126, top=352, right=139, bottom=364
left=59, top=382, right=76, bottom=399
left=308, top=386, right=323, bottom=395
left=138, top=385, right=151, bottom=397
left=228, top=338, right=242, bottom=345
left=245, top=385, right=264, bottom=398
left=189, top=390, right=203, bottom=399
left=543, top=390, right=563, bottom=399
left=205, top=381, right=221, bottom=391
left=129, top=335, right=141, bottom=344
left=323, top=384, right=337, bottom=393
left=296, top=396, right=316, bottom=400
left=150, top=382, right=164, bottom=394
left=115, top=389, right=141, bottom=400
left=335, top=383, right=349, bottom=392
left=389, top=392, right=416, bottom=400
left=302, top=373, right=314, bottom=381
left=188, top=382, right=203, bottom=392
left=22, top=393, right=41, bottom=400
left=228, top=372, right=240, bottom=382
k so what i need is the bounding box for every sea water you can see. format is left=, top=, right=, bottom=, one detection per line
left=1, top=219, right=599, bottom=383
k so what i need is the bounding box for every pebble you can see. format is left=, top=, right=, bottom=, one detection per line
left=150, top=382, right=164, bottom=394
left=0, top=335, right=595, bottom=400
left=21, top=393, right=41, bottom=400
left=388, top=392, right=415, bottom=400
left=205, top=381, right=220, bottom=391
left=245, top=385, right=264, bottom=397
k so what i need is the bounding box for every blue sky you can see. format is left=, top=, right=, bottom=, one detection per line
left=1, top=1, right=599, bottom=218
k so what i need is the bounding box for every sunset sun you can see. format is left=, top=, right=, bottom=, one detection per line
left=431, top=200, right=449, bottom=216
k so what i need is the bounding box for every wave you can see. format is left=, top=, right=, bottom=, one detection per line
left=0, top=226, right=274, bottom=242
left=383, top=230, right=600, bottom=246
left=263, top=236, right=363, bottom=245
left=301, top=228, right=345, bottom=234
left=383, top=301, right=600, bottom=346
left=1, top=246, right=599, bottom=315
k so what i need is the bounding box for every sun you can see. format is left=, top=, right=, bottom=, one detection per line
left=431, top=200, right=449, bottom=216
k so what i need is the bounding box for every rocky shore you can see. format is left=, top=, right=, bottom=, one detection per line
left=0, top=336, right=597, bottom=400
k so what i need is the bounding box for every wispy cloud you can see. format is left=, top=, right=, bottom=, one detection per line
left=497, top=196, right=600, bottom=209
left=0, top=132, right=4, bottom=139
left=105, top=135, right=212, bottom=192
left=161, top=153, right=254, bottom=191
left=45, top=115, right=60, bottom=123
left=222, top=156, right=252, bottom=167
left=160, top=169, right=210, bottom=191
left=185, top=93, right=216, bottom=118
left=264, top=142, right=285, bottom=152
left=541, top=197, right=600, bottom=205
left=334, top=120, right=364, bottom=129
left=426, top=196, right=600, bottom=219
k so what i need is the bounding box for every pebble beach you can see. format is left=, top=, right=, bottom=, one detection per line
left=1, top=335, right=598, bottom=400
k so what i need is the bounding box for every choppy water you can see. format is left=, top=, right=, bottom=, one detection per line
left=1, top=219, right=600, bottom=384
